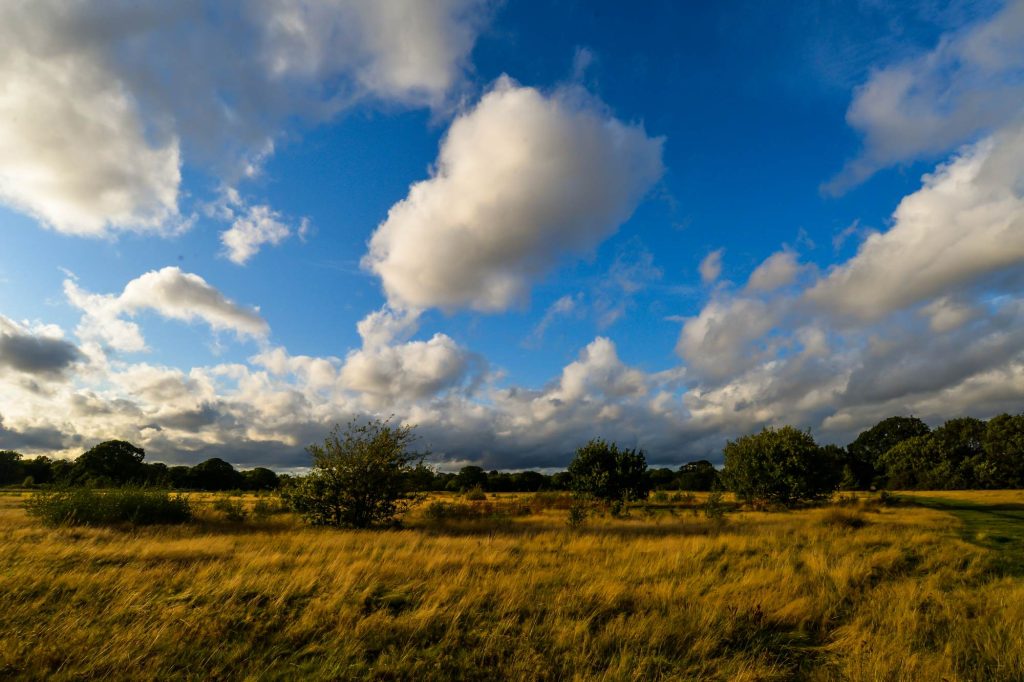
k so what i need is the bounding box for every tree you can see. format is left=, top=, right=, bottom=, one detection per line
left=676, top=460, right=719, bottom=491
left=878, top=435, right=940, bottom=489
left=190, top=458, right=244, bottom=491
left=243, top=467, right=280, bottom=491
left=454, top=465, right=487, bottom=491
left=0, top=451, right=24, bottom=486
left=980, top=413, right=1024, bottom=488
left=73, top=440, right=146, bottom=486
left=931, top=417, right=986, bottom=488
left=567, top=439, right=650, bottom=503
left=167, top=466, right=193, bottom=489
left=22, top=456, right=54, bottom=485
left=846, top=416, right=930, bottom=489
left=288, top=418, right=424, bottom=528
left=647, top=467, right=676, bottom=490
left=722, top=426, right=835, bottom=506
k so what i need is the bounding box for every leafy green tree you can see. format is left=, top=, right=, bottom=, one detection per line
left=512, top=470, right=547, bottom=492
left=455, top=465, right=488, bottom=491
left=22, top=456, right=54, bottom=485
left=980, top=413, right=1024, bottom=488
left=189, top=458, right=244, bottom=491
left=288, top=418, right=424, bottom=528
left=878, top=435, right=942, bottom=489
left=846, top=416, right=930, bottom=489
left=73, top=440, right=146, bottom=486
left=167, top=466, right=193, bottom=489
left=722, top=426, right=835, bottom=506
left=243, top=467, right=280, bottom=491
left=0, top=450, right=25, bottom=486
left=676, top=460, right=719, bottom=491
left=568, top=439, right=649, bottom=502
left=930, top=417, right=986, bottom=488
left=647, top=467, right=676, bottom=490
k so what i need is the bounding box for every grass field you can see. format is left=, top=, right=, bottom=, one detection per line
left=1, top=490, right=1023, bottom=680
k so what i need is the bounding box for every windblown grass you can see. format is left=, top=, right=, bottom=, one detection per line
left=0, top=491, right=1022, bottom=680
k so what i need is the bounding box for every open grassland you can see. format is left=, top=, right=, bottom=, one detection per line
left=1, top=491, right=1023, bottom=681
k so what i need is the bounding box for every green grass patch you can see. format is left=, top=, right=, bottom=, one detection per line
left=905, top=494, right=1024, bottom=575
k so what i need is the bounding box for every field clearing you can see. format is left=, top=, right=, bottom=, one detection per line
left=1, top=491, right=1023, bottom=680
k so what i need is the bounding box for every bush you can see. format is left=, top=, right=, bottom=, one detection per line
left=568, top=438, right=649, bottom=504
left=567, top=499, right=588, bottom=529
left=24, top=488, right=192, bottom=527
left=287, top=418, right=424, bottom=528
left=722, top=426, right=838, bottom=507
left=703, top=490, right=727, bottom=521
left=465, top=486, right=487, bottom=501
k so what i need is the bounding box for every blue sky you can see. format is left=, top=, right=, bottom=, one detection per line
left=1, top=0, right=1023, bottom=470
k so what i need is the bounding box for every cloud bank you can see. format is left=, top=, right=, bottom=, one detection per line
left=0, top=0, right=489, bottom=237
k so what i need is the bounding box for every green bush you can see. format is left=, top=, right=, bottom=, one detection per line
left=465, top=486, right=487, bottom=501
left=722, top=426, right=839, bottom=507
left=566, top=499, right=588, bottom=529
left=287, top=418, right=424, bottom=528
left=568, top=438, right=650, bottom=503
left=24, top=488, right=192, bottom=527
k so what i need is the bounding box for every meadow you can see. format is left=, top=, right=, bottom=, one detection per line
left=1, top=490, right=1023, bottom=681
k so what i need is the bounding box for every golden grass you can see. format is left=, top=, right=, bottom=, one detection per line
left=1, top=491, right=1022, bottom=680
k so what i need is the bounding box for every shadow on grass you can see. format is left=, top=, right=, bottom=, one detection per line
left=904, top=495, right=1024, bottom=576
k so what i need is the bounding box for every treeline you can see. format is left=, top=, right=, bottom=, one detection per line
left=0, top=441, right=280, bottom=491
left=4, top=412, right=1024, bottom=495
left=838, top=414, right=1024, bottom=490
left=419, top=460, right=719, bottom=493
left=0, top=440, right=719, bottom=493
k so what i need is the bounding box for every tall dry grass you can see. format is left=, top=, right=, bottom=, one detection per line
left=0, top=490, right=1021, bottom=680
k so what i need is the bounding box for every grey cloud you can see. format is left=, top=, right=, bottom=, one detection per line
left=0, top=330, right=80, bottom=377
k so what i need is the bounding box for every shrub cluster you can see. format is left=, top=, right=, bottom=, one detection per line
left=24, top=488, right=192, bottom=527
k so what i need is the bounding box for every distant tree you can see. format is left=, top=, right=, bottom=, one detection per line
left=846, top=416, right=930, bottom=489
left=878, top=435, right=942, bottom=490
left=980, top=413, right=1024, bottom=488
left=167, top=466, right=193, bottom=489
left=141, top=462, right=171, bottom=487
left=568, top=439, right=650, bottom=503
left=550, top=471, right=573, bottom=490
left=647, top=467, right=676, bottom=490
left=676, top=460, right=719, bottom=491
left=455, top=465, right=488, bottom=491
left=512, top=470, right=547, bottom=492
left=73, top=440, right=146, bottom=486
left=931, top=417, right=986, bottom=488
left=243, top=467, right=280, bottom=491
left=0, top=450, right=25, bottom=486
left=722, top=426, right=835, bottom=506
left=287, top=418, right=424, bottom=528
left=190, top=458, right=244, bottom=491
left=50, top=459, right=76, bottom=485
left=403, top=463, right=438, bottom=492
left=22, top=456, right=54, bottom=485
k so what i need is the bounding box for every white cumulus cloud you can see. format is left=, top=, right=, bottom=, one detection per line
left=363, top=77, right=664, bottom=312
left=0, top=0, right=489, bottom=237
left=826, top=0, right=1024, bottom=192
left=65, top=267, right=268, bottom=352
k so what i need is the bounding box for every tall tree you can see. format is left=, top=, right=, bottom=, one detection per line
left=846, top=416, right=930, bottom=489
